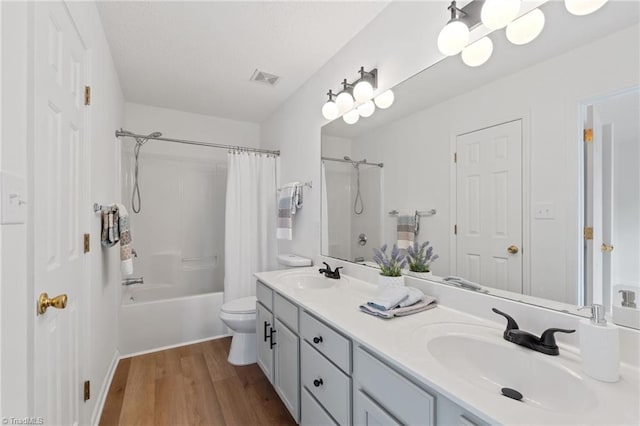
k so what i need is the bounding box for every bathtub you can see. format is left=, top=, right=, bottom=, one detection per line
left=119, top=284, right=227, bottom=356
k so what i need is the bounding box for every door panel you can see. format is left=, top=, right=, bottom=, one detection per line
left=33, top=2, right=87, bottom=424
left=256, top=302, right=274, bottom=382
left=457, top=120, right=523, bottom=293
left=274, top=319, right=300, bottom=422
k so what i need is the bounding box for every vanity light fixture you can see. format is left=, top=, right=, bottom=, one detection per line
left=461, top=36, right=494, bottom=67
left=321, top=90, right=340, bottom=120
left=343, top=109, right=360, bottom=125
left=481, top=0, right=521, bottom=30
left=374, top=89, right=395, bottom=109
left=437, top=1, right=470, bottom=56
left=357, top=100, right=376, bottom=118
left=506, top=8, right=545, bottom=45
left=565, top=0, right=608, bottom=16
left=353, top=67, right=378, bottom=102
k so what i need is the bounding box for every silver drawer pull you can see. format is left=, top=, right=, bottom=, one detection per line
left=313, top=378, right=324, bottom=387
left=313, top=336, right=323, bottom=344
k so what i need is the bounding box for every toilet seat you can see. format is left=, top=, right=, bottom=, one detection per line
left=221, top=296, right=257, bottom=314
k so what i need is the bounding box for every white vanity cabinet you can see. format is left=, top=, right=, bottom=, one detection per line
left=256, top=281, right=300, bottom=422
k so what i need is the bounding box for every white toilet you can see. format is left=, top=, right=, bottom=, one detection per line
left=220, top=253, right=312, bottom=365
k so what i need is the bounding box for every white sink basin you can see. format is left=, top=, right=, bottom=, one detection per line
left=409, top=323, right=597, bottom=414
left=277, top=271, right=344, bottom=290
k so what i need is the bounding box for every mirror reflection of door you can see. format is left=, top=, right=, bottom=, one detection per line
left=583, top=89, right=640, bottom=315
left=455, top=120, right=523, bottom=293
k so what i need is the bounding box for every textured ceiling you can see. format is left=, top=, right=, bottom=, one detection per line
left=97, top=1, right=390, bottom=123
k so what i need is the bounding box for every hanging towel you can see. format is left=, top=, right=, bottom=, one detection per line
left=277, top=183, right=300, bottom=240
left=116, top=203, right=134, bottom=276
left=100, top=206, right=119, bottom=247
left=397, top=215, right=415, bottom=250
left=360, top=295, right=437, bottom=319
left=366, top=286, right=424, bottom=311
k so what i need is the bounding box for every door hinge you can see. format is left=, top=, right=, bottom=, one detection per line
left=84, top=86, right=91, bottom=106
left=84, top=380, right=90, bottom=402
left=583, top=128, right=593, bottom=142
left=584, top=226, right=593, bottom=240
left=454, top=152, right=457, bottom=163
left=84, top=233, right=90, bottom=253
left=454, top=224, right=457, bottom=235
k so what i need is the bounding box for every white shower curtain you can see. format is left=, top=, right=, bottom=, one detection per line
left=224, top=152, right=278, bottom=302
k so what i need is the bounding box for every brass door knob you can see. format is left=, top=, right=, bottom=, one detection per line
left=601, top=243, right=614, bottom=253
left=37, top=292, right=67, bottom=315
left=507, top=245, right=519, bottom=254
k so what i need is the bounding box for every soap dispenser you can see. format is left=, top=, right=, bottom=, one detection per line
left=578, top=304, right=619, bottom=382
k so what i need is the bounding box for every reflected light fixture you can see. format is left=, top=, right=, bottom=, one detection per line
left=335, top=79, right=355, bottom=113
left=343, top=109, right=360, bottom=125
left=565, top=0, right=608, bottom=16
left=461, top=36, right=494, bottom=67
left=506, top=8, right=545, bottom=45
left=374, top=90, right=395, bottom=109
left=437, top=1, right=470, bottom=56
left=321, top=90, right=339, bottom=120
left=481, top=0, right=521, bottom=30
left=357, top=100, right=376, bottom=118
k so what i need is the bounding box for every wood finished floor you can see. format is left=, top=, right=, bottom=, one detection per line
left=100, top=337, right=296, bottom=426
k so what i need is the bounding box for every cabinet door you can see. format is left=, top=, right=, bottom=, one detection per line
left=354, top=391, right=401, bottom=426
left=274, top=319, right=300, bottom=422
left=256, top=302, right=274, bottom=382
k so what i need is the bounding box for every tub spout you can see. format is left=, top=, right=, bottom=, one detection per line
left=122, top=277, right=144, bottom=286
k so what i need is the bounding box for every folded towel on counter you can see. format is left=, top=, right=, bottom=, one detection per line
left=360, top=295, right=437, bottom=319
left=367, top=286, right=424, bottom=311
left=277, top=183, right=302, bottom=240
left=397, top=215, right=415, bottom=250
left=116, top=203, right=134, bottom=276
left=101, top=205, right=119, bottom=247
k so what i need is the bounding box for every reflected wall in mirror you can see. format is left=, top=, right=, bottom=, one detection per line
left=321, top=1, right=640, bottom=325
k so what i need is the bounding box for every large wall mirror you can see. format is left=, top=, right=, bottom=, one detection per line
left=321, top=1, right=640, bottom=328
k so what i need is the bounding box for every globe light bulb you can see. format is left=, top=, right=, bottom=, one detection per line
left=321, top=100, right=339, bottom=120
left=335, top=91, right=355, bottom=113
left=357, top=100, right=375, bottom=118
left=343, top=109, right=360, bottom=125
left=506, top=8, right=545, bottom=45
left=481, top=0, right=521, bottom=30
left=461, top=36, right=494, bottom=67
left=437, top=20, right=470, bottom=56
left=374, top=90, right=394, bottom=109
left=565, top=0, right=608, bottom=16
left=353, top=80, right=374, bottom=102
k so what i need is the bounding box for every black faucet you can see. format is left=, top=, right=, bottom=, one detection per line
left=492, top=308, right=575, bottom=356
left=318, top=262, right=343, bottom=279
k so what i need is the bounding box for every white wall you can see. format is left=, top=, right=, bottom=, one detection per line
left=120, top=103, right=260, bottom=300
left=1, top=2, right=125, bottom=422
left=347, top=24, right=639, bottom=304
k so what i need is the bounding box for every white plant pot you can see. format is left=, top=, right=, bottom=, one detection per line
left=378, top=274, right=404, bottom=287
left=410, top=271, right=433, bottom=280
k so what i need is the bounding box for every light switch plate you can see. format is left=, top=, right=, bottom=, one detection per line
left=534, top=202, right=555, bottom=220
left=1, top=171, right=27, bottom=224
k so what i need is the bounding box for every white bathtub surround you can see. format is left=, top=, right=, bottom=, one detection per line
left=224, top=151, right=278, bottom=302
left=256, top=267, right=640, bottom=424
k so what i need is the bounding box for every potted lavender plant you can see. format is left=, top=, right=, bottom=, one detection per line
left=406, top=241, right=439, bottom=278
left=372, top=244, right=406, bottom=287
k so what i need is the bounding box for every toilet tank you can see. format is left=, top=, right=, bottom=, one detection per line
left=277, top=254, right=312, bottom=269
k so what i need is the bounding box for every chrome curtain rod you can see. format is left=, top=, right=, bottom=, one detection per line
left=321, top=156, right=383, bottom=168
left=115, top=129, right=280, bottom=156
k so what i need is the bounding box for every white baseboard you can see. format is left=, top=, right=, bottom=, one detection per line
left=91, top=349, right=120, bottom=426
left=120, top=333, right=232, bottom=359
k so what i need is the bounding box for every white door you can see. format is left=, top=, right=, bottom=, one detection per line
left=456, top=120, right=523, bottom=293
left=32, top=2, right=88, bottom=424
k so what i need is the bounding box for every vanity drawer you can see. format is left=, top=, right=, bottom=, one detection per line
left=301, top=388, right=338, bottom=426
left=355, top=346, right=434, bottom=425
left=256, top=281, right=273, bottom=310
left=274, top=293, right=299, bottom=332
left=300, top=311, right=351, bottom=374
left=301, top=341, right=351, bottom=425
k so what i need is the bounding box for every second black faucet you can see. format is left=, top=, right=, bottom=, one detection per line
left=319, top=262, right=343, bottom=279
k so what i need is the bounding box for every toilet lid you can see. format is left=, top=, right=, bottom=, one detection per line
left=221, top=296, right=257, bottom=314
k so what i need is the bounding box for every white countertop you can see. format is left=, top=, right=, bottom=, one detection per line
left=255, top=267, right=640, bottom=425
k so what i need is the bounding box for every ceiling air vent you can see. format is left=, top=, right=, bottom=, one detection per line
left=250, top=69, right=280, bottom=86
